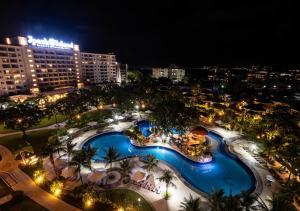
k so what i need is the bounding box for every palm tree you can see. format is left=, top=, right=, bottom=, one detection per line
left=179, top=194, right=203, bottom=211
left=64, top=140, right=76, bottom=163
left=279, top=143, right=300, bottom=184
left=119, top=159, right=132, bottom=178
left=142, top=155, right=158, bottom=173
left=43, top=139, right=62, bottom=177
left=102, top=147, right=120, bottom=169
left=223, top=192, right=242, bottom=211
left=84, top=145, right=97, bottom=170
left=69, top=147, right=96, bottom=184
left=69, top=150, right=84, bottom=184
left=256, top=193, right=297, bottom=211
left=158, top=169, right=177, bottom=199
left=208, top=189, right=225, bottom=211
left=239, top=191, right=257, bottom=211
left=48, top=135, right=65, bottom=157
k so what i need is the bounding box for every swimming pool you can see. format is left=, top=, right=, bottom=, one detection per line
left=137, top=120, right=152, bottom=137
left=83, top=131, right=256, bottom=195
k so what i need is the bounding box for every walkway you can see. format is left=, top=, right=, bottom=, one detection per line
left=205, top=126, right=281, bottom=204
left=0, top=145, right=80, bottom=211
left=0, top=122, right=66, bottom=138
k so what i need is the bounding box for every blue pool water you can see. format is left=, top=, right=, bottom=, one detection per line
left=84, top=131, right=256, bottom=195
left=137, top=120, right=152, bottom=137
left=137, top=120, right=185, bottom=137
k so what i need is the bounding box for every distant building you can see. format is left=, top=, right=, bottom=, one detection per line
left=81, top=52, right=118, bottom=85
left=247, top=71, right=268, bottom=81
left=152, top=65, right=185, bottom=82
left=117, top=63, right=128, bottom=83
left=0, top=35, right=120, bottom=95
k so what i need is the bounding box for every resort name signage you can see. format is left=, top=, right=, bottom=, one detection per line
left=27, top=36, right=74, bottom=49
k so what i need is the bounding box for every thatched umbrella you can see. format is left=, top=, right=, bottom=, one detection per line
left=87, top=171, right=106, bottom=183
left=131, top=171, right=146, bottom=182
left=61, top=165, right=77, bottom=178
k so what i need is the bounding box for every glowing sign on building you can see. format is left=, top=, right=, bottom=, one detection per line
left=27, top=36, right=74, bottom=49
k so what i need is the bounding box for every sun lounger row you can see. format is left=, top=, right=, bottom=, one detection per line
left=131, top=180, right=161, bottom=194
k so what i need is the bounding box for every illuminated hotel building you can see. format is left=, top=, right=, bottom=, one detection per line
left=0, top=42, right=28, bottom=95
left=0, top=35, right=123, bottom=95
left=80, top=52, right=118, bottom=84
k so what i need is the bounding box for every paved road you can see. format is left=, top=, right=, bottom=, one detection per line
left=0, top=145, right=80, bottom=211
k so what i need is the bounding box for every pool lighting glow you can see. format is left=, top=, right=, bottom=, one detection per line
left=27, top=36, right=74, bottom=49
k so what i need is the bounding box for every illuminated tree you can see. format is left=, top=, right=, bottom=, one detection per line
left=70, top=146, right=96, bottom=184
left=3, top=102, right=44, bottom=139
left=141, top=155, right=158, bottom=173
left=102, top=147, right=120, bottom=169
left=179, top=194, right=203, bottom=211
left=158, top=169, right=177, bottom=199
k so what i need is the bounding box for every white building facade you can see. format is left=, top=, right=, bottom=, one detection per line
left=152, top=65, right=185, bottom=82
left=0, top=35, right=124, bottom=95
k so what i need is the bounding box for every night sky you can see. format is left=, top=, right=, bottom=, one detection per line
left=0, top=0, right=298, bottom=67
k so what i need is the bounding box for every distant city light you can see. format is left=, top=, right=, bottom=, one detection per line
left=27, top=35, right=74, bottom=49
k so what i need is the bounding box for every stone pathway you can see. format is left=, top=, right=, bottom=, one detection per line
left=0, top=145, right=80, bottom=211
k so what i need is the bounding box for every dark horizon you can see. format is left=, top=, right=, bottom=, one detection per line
left=0, top=0, right=299, bottom=67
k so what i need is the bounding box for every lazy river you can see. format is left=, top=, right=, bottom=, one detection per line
left=83, top=131, right=256, bottom=195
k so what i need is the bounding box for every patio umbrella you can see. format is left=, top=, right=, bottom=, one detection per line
left=266, top=175, right=276, bottom=182
left=131, top=171, right=146, bottom=182
left=54, top=158, right=67, bottom=169
left=61, top=166, right=77, bottom=178
left=87, top=171, right=106, bottom=183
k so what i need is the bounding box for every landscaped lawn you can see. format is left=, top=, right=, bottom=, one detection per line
left=103, top=189, right=154, bottom=211
left=0, top=196, right=48, bottom=211
left=0, top=124, right=16, bottom=134
left=0, top=129, right=55, bottom=154
left=0, top=179, right=12, bottom=198
left=0, top=114, right=66, bottom=134
left=63, top=188, right=154, bottom=211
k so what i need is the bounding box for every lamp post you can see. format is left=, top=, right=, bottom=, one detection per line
left=137, top=197, right=141, bottom=211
